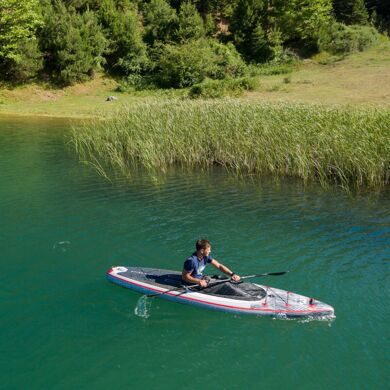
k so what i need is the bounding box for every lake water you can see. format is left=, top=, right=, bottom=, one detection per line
left=1, top=117, right=389, bottom=389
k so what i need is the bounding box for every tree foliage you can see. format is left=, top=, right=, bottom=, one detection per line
left=0, top=0, right=384, bottom=86
left=273, top=0, right=333, bottom=44
left=230, top=0, right=272, bottom=62
left=40, top=0, right=106, bottom=85
left=142, top=0, right=178, bottom=45
left=175, top=1, right=205, bottom=42
left=0, top=0, right=43, bottom=81
left=318, top=22, right=379, bottom=53
left=156, top=39, right=245, bottom=88
left=98, top=0, right=148, bottom=75
left=333, top=0, right=369, bottom=25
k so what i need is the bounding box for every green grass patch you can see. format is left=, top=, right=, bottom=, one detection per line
left=247, top=62, right=297, bottom=76
left=72, top=100, right=390, bottom=191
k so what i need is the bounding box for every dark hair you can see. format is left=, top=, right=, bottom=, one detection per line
left=196, top=239, right=211, bottom=251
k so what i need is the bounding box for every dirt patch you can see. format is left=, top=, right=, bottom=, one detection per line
left=37, top=91, right=59, bottom=101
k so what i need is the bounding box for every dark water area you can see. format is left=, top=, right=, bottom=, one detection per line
left=0, top=117, right=389, bottom=389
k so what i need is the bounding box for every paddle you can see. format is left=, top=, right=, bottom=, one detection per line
left=146, top=283, right=200, bottom=298
left=146, top=271, right=288, bottom=298
left=240, top=271, right=288, bottom=279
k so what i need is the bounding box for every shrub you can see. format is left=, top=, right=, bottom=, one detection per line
left=318, top=22, right=380, bottom=54
left=188, top=77, right=259, bottom=98
left=272, top=48, right=299, bottom=65
left=156, top=41, right=212, bottom=88
left=116, top=74, right=156, bottom=91
left=207, top=41, right=247, bottom=79
left=156, top=39, right=246, bottom=88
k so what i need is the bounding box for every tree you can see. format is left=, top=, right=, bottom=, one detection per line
left=0, top=0, right=43, bottom=81
left=333, top=0, right=369, bottom=25
left=365, top=0, right=390, bottom=32
left=142, top=0, right=178, bottom=45
left=176, top=1, right=205, bottom=42
left=272, top=0, right=333, bottom=46
left=170, top=0, right=238, bottom=16
left=98, top=0, right=148, bottom=75
left=351, top=0, right=370, bottom=24
left=230, top=0, right=272, bottom=62
left=40, top=1, right=107, bottom=85
left=249, top=24, right=273, bottom=62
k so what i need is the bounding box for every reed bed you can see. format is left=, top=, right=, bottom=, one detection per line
left=71, top=99, right=390, bottom=190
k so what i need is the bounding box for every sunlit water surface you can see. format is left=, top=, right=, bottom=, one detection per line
left=0, top=117, right=389, bottom=389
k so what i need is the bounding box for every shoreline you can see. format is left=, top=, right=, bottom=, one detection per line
left=1, top=97, right=389, bottom=121
left=0, top=111, right=95, bottom=121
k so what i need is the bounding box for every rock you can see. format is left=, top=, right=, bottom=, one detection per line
left=106, top=96, right=118, bottom=101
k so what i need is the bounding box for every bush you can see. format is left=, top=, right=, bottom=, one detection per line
left=318, top=22, right=380, bottom=54
left=247, top=63, right=295, bottom=76
left=188, top=77, right=259, bottom=98
left=156, top=39, right=246, bottom=88
left=156, top=41, right=211, bottom=88
left=116, top=74, right=156, bottom=91
left=272, top=48, right=299, bottom=65
left=207, top=41, right=247, bottom=79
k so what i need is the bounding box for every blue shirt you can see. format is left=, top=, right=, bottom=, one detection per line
left=183, top=252, right=213, bottom=279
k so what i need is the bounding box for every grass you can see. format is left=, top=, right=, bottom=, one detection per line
left=249, top=39, right=390, bottom=105
left=0, top=75, right=185, bottom=119
left=71, top=100, right=390, bottom=191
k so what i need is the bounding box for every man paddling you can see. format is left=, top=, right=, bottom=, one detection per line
left=182, top=239, right=241, bottom=287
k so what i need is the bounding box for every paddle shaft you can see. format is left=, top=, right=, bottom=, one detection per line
left=240, top=271, right=288, bottom=279
left=147, top=283, right=199, bottom=298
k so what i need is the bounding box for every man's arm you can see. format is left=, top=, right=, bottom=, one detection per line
left=210, top=259, right=241, bottom=281
left=182, top=269, right=208, bottom=287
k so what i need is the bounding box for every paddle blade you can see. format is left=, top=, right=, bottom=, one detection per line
left=267, top=271, right=288, bottom=276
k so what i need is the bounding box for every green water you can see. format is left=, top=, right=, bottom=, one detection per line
left=1, top=117, right=389, bottom=389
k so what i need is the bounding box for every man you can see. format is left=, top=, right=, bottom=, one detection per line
left=182, top=239, right=241, bottom=287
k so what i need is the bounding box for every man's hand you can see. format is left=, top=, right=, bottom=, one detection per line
left=231, top=274, right=241, bottom=282
left=199, top=279, right=209, bottom=287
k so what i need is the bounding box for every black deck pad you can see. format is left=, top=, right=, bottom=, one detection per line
left=141, top=270, right=266, bottom=301
left=199, top=281, right=267, bottom=301
left=145, top=273, right=183, bottom=287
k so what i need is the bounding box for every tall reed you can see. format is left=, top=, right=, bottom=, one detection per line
left=71, top=99, right=390, bottom=190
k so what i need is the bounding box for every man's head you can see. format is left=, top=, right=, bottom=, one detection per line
left=196, top=239, right=211, bottom=256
